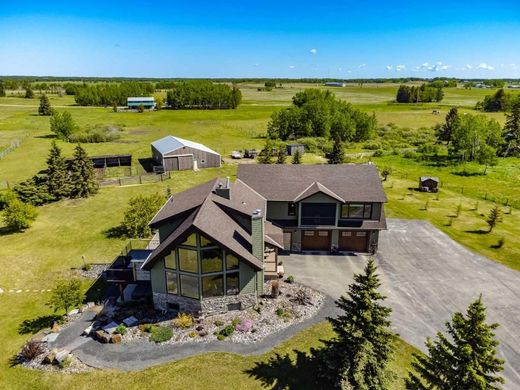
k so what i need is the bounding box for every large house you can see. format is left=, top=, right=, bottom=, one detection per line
left=139, top=164, right=386, bottom=314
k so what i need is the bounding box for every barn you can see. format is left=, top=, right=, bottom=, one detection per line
left=151, top=136, right=221, bottom=171
left=419, top=176, right=439, bottom=192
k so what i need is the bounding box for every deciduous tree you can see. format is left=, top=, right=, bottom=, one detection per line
left=50, top=111, right=78, bottom=141
left=48, top=279, right=84, bottom=314
left=120, top=193, right=164, bottom=238
left=2, top=199, right=38, bottom=231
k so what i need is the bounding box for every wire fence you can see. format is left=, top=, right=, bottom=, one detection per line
left=0, top=138, right=23, bottom=160
left=98, top=171, right=171, bottom=187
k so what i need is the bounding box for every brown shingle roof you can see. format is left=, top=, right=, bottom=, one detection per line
left=293, top=181, right=345, bottom=203
left=237, top=164, right=387, bottom=203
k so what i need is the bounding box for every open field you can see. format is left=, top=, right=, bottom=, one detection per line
left=0, top=83, right=518, bottom=388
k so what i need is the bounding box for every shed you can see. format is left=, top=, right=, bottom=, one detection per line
left=286, top=144, right=305, bottom=156
left=419, top=176, right=439, bottom=192
left=127, top=97, right=155, bottom=110
left=151, top=136, right=221, bottom=171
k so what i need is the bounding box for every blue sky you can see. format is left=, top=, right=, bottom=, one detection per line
left=1, top=1, right=519, bottom=78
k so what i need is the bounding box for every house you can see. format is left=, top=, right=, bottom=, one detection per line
left=151, top=136, right=221, bottom=171
left=140, top=177, right=284, bottom=314
left=419, top=176, right=439, bottom=192
left=286, top=144, right=305, bottom=156
left=237, top=164, right=387, bottom=253
left=127, top=97, right=156, bottom=110
left=324, top=82, right=347, bottom=87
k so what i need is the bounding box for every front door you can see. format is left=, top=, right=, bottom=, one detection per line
left=338, top=231, right=368, bottom=252
left=301, top=230, right=331, bottom=251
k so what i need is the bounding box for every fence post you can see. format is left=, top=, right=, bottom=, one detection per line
left=139, top=175, right=142, bottom=184
left=168, top=171, right=171, bottom=179
left=484, top=192, right=487, bottom=200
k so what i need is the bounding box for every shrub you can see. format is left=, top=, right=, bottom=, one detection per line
left=275, top=308, right=285, bottom=317
left=59, top=356, right=73, bottom=369
left=120, top=193, right=164, bottom=238
left=293, top=288, right=312, bottom=305
left=217, top=334, right=225, bottom=341
left=231, top=317, right=241, bottom=327
left=188, top=331, right=198, bottom=338
left=363, top=140, right=382, bottom=150
left=138, top=324, right=154, bottom=333
left=68, top=125, right=122, bottom=143
left=0, top=190, right=18, bottom=211
left=2, top=199, right=38, bottom=231
left=271, top=280, right=280, bottom=298
left=173, top=313, right=194, bottom=329
left=213, top=319, right=225, bottom=327
left=20, top=340, right=44, bottom=361
left=236, top=319, right=253, bottom=333
left=372, top=149, right=385, bottom=157
left=402, top=150, right=418, bottom=159
left=48, top=278, right=84, bottom=314
left=219, top=325, right=235, bottom=337
left=115, top=324, right=127, bottom=335
left=82, top=263, right=92, bottom=271
left=285, top=275, right=295, bottom=284
left=149, top=326, right=173, bottom=343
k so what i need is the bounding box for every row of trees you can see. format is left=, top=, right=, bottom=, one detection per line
left=476, top=89, right=520, bottom=112
left=396, top=83, right=444, bottom=103
left=267, top=89, right=377, bottom=142
left=165, top=80, right=242, bottom=109
left=74, top=82, right=155, bottom=106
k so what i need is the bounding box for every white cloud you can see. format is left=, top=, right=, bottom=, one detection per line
left=288, top=65, right=295, bottom=69
left=395, top=64, right=406, bottom=71
left=358, top=63, right=366, bottom=68
left=417, top=61, right=450, bottom=72
left=465, top=64, right=473, bottom=70
left=309, top=48, right=317, bottom=55
left=385, top=65, right=393, bottom=70
left=509, top=63, right=518, bottom=69
left=477, top=63, right=494, bottom=70
left=420, top=62, right=430, bottom=69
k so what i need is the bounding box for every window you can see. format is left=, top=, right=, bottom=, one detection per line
left=200, top=235, right=216, bottom=248
left=226, top=253, right=239, bottom=270
left=363, top=204, right=372, bottom=219
left=288, top=202, right=296, bottom=216
left=181, top=233, right=197, bottom=247
left=201, top=248, right=223, bottom=273
left=341, top=204, right=373, bottom=219
left=166, top=271, right=178, bottom=294
left=165, top=251, right=176, bottom=269
left=301, top=203, right=336, bottom=225
left=179, top=248, right=198, bottom=273
left=347, top=204, right=364, bottom=218
left=180, top=274, right=199, bottom=299
left=226, top=273, right=240, bottom=295
left=202, top=275, right=224, bottom=298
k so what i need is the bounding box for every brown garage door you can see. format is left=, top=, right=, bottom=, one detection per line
left=338, top=231, right=368, bottom=252
left=301, top=230, right=331, bottom=251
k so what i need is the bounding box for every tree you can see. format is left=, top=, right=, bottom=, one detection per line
left=478, top=89, right=517, bottom=112
left=486, top=206, right=502, bottom=232
left=50, top=111, right=78, bottom=141
left=70, top=144, right=98, bottom=198
left=406, top=296, right=504, bottom=389
left=46, top=142, right=71, bottom=199
left=276, top=149, right=287, bottom=164
left=2, top=199, right=38, bottom=231
left=0, top=81, right=5, bottom=97
left=316, top=259, right=395, bottom=389
left=381, top=167, right=391, bottom=181
left=13, top=176, right=54, bottom=205
left=120, top=193, right=164, bottom=238
left=24, top=86, right=34, bottom=99
left=257, top=138, right=275, bottom=164
left=48, top=279, right=84, bottom=314
left=327, top=137, right=345, bottom=164
left=291, top=148, right=302, bottom=164
left=38, top=94, right=53, bottom=116
left=502, top=101, right=520, bottom=156
left=436, top=107, right=460, bottom=146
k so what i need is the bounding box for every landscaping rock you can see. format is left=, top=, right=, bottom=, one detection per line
left=86, top=301, right=95, bottom=308
left=54, top=350, right=70, bottom=364
left=195, top=325, right=204, bottom=331
left=198, top=330, right=208, bottom=337
left=95, top=330, right=110, bottom=344
left=123, top=316, right=138, bottom=327
left=42, top=333, right=59, bottom=343
left=67, top=309, right=79, bottom=317
left=102, top=321, right=118, bottom=334
left=83, top=325, right=93, bottom=336
left=43, top=351, right=56, bottom=365
left=111, top=334, right=122, bottom=344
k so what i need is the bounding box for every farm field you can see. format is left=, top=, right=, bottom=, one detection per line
left=0, top=83, right=518, bottom=389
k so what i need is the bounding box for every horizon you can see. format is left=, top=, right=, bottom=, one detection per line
left=1, top=0, right=520, bottom=79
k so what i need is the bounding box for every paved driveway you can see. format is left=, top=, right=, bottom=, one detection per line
left=282, top=219, right=520, bottom=388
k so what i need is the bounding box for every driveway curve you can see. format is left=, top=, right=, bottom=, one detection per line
left=283, top=219, right=520, bottom=388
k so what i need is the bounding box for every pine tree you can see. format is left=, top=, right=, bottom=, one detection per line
left=436, top=107, right=460, bottom=146
left=24, top=86, right=34, bottom=99
left=38, top=94, right=53, bottom=116
left=46, top=142, right=71, bottom=199
left=70, top=144, right=98, bottom=198
left=276, top=149, right=287, bottom=164
left=257, top=138, right=274, bottom=164
left=503, top=101, right=520, bottom=156
left=0, top=81, right=5, bottom=97
left=316, top=259, right=395, bottom=389
left=327, top=137, right=345, bottom=164
left=486, top=205, right=502, bottom=232
left=291, top=148, right=302, bottom=164
left=406, top=296, right=504, bottom=390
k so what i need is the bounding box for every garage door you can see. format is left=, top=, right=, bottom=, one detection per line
left=164, top=155, right=194, bottom=171
left=301, top=230, right=331, bottom=251
left=338, top=231, right=368, bottom=252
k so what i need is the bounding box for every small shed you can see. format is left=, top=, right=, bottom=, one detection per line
left=419, top=176, right=439, bottom=192
left=151, top=136, right=221, bottom=171
left=127, top=97, right=155, bottom=110
left=286, top=144, right=305, bottom=156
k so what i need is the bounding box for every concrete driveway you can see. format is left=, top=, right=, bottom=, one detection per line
left=282, top=219, right=520, bottom=388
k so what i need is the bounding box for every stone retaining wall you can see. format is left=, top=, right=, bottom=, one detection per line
left=153, top=293, right=257, bottom=315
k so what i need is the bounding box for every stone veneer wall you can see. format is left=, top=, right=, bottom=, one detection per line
left=153, top=292, right=257, bottom=315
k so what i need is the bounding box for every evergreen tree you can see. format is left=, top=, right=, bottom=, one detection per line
left=486, top=206, right=502, bottom=232
left=502, top=101, right=520, bottom=156
left=0, top=81, right=5, bottom=97
left=276, top=149, right=287, bottom=164
left=327, top=137, right=345, bottom=164
left=13, top=176, right=54, bottom=205
left=24, top=86, right=34, bottom=99
left=38, top=94, right=53, bottom=116
left=291, top=148, right=302, bottom=164
left=46, top=142, right=71, bottom=199
left=257, top=138, right=274, bottom=164
left=70, top=144, right=98, bottom=198
left=406, top=296, right=504, bottom=390
left=436, top=107, right=460, bottom=146
left=316, top=259, right=395, bottom=389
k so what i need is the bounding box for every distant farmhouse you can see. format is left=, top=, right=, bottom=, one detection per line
left=127, top=97, right=156, bottom=110
left=508, top=85, right=520, bottom=89
left=151, top=136, right=221, bottom=171
left=324, top=82, right=347, bottom=87
left=286, top=144, right=305, bottom=156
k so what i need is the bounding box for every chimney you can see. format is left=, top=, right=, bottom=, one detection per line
left=215, top=177, right=230, bottom=199
left=251, top=209, right=265, bottom=294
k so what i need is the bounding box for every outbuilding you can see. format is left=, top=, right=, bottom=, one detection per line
left=127, top=97, right=156, bottom=110
left=419, top=176, right=439, bottom=192
left=151, top=136, right=221, bottom=171
left=286, top=144, right=305, bottom=156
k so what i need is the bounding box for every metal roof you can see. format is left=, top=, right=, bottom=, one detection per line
left=127, top=97, right=155, bottom=102
left=151, top=135, right=220, bottom=156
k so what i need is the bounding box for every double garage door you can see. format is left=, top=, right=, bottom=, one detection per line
left=163, top=155, right=194, bottom=171
left=301, top=230, right=368, bottom=252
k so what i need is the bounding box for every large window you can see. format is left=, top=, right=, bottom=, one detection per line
left=181, top=233, right=197, bottom=247
left=201, top=248, right=223, bottom=273
left=180, top=274, right=199, bottom=299
left=226, top=273, right=239, bottom=295
left=166, top=271, right=178, bottom=294
left=341, top=203, right=372, bottom=219
left=301, top=203, right=336, bottom=226
left=165, top=251, right=176, bottom=269
left=179, top=248, right=198, bottom=273
left=226, top=253, right=239, bottom=270
left=202, top=275, right=224, bottom=298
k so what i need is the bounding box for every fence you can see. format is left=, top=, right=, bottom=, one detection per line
left=0, top=138, right=23, bottom=160
left=98, top=172, right=171, bottom=187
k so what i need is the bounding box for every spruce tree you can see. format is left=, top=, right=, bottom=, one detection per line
left=327, top=137, right=345, bottom=164
left=316, top=259, right=395, bottom=389
left=436, top=107, right=460, bottom=146
left=291, top=148, right=302, bottom=164
left=46, top=142, right=71, bottom=199
left=276, top=149, right=287, bottom=164
left=24, top=86, right=34, bottom=99
left=70, top=144, right=98, bottom=198
left=406, top=296, right=504, bottom=390
left=0, top=81, right=5, bottom=97
left=38, top=94, right=53, bottom=116
left=503, top=101, right=520, bottom=156
left=486, top=206, right=502, bottom=232
left=257, top=138, right=274, bottom=164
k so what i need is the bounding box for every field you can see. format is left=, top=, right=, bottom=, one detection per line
left=0, top=83, right=518, bottom=389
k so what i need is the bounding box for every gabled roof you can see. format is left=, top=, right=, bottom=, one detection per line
left=151, top=135, right=220, bottom=156
left=237, top=164, right=387, bottom=203
left=420, top=176, right=439, bottom=182
left=293, top=181, right=345, bottom=203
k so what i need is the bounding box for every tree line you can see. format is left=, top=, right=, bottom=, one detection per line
left=74, top=82, right=155, bottom=106
left=165, top=80, right=242, bottom=109
left=396, top=83, right=444, bottom=103
left=476, top=88, right=520, bottom=112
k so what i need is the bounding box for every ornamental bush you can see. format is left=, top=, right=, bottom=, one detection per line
left=149, top=326, right=173, bottom=343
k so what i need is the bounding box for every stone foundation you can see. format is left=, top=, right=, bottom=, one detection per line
left=153, top=293, right=257, bottom=315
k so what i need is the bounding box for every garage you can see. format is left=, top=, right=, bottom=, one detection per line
left=163, top=155, right=193, bottom=171
left=301, top=230, right=331, bottom=251
left=338, top=230, right=368, bottom=252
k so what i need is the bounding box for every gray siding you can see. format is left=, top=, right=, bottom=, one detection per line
left=165, top=146, right=221, bottom=169
left=157, top=215, right=187, bottom=241
left=266, top=201, right=297, bottom=221
left=150, top=260, right=167, bottom=294
left=239, top=261, right=256, bottom=294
